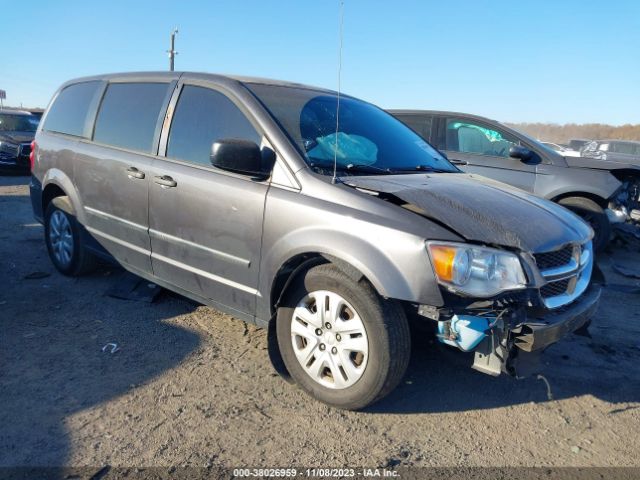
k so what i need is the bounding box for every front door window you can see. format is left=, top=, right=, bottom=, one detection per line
left=446, top=119, right=518, bottom=158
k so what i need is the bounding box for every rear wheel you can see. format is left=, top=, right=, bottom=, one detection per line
left=276, top=264, right=411, bottom=410
left=45, top=202, right=97, bottom=276
left=558, top=196, right=610, bottom=252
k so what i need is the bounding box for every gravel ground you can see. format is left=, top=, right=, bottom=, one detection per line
left=1, top=175, right=639, bottom=469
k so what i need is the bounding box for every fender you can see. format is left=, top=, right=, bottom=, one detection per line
left=42, top=168, right=86, bottom=224
left=256, top=225, right=445, bottom=323
left=538, top=167, right=622, bottom=202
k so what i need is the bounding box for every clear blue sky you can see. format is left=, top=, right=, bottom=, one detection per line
left=2, top=0, right=639, bottom=124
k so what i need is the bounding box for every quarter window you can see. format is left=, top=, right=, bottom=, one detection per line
left=446, top=119, right=518, bottom=158
left=167, top=85, right=261, bottom=166
left=43, top=81, right=102, bottom=137
left=93, top=82, right=169, bottom=153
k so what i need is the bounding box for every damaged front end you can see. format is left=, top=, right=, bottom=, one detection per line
left=342, top=173, right=601, bottom=378
left=608, top=175, right=640, bottom=225
left=417, top=241, right=602, bottom=378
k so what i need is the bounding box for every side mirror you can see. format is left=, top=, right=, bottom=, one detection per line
left=509, top=145, right=533, bottom=162
left=210, top=139, right=269, bottom=178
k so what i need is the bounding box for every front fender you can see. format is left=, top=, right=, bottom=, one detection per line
left=537, top=164, right=622, bottom=201
left=256, top=189, right=449, bottom=323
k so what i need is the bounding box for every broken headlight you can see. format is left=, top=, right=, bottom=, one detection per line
left=427, top=242, right=527, bottom=297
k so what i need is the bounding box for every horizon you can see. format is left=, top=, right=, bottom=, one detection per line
left=2, top=0, right=639, bottom=125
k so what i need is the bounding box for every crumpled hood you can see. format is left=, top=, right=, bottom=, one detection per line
left=344, top=173, right=592, bottom=253
left=0, top=131, right=35, bottom=145
left=565, top=155, right=640, bottom=171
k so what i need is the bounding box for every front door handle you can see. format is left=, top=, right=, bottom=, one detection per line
left=154, top=175, right=177, bottom=188
left=126, top=167, right=145, bottom=179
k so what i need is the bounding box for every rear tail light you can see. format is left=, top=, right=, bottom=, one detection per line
left=29, top=140, right=36, bottom=170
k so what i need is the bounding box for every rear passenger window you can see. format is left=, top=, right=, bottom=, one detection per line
left=167, top=85, right=261, bottom=166
left=43, top=81, right=101, bottom=137
left=93, top=83, right=169, bottom=153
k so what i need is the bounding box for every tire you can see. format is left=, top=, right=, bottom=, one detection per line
left=276, top=264, right=411, bottom=410
left=558, top=196, right=611, bottom=252
left=44, top=201, right=97, bottom=276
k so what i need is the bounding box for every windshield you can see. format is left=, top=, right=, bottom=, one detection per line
left=246, top=84, right=457, bottom=175
left=0, top=113, right=39, bottom=132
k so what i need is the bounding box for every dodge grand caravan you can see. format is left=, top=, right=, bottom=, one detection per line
left=30, top=72, right=600, bottom=410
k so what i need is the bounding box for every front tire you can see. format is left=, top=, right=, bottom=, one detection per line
left=276, top=264, right=411, bottom=410
left=558, top=196, right=611, bottom=252
left=45, top=202, right=97, bottom=276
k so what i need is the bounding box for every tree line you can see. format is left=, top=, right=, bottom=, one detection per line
left=505, top=122, right=640, bottom=144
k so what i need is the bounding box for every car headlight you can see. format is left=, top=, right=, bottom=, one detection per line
left=427, top=242, right=527, bottom=297
left=0, top=141, right=19, bottom=154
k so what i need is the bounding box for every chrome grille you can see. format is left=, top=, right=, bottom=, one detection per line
left=540, top=278, right=570, bottom=298
left=534, top=242, right=593, bottom=309
left=533, top=245, right=573, bottom=271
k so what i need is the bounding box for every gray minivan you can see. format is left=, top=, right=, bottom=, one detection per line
left=31, top=72, right=600, bottom=410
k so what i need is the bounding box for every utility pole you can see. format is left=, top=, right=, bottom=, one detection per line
left=167, top=28, right=178, bottom=71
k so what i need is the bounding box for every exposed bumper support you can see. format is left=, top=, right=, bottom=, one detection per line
left=512, top=285, right=601, bottom=352
left=471, top=285, right=601, bottom=376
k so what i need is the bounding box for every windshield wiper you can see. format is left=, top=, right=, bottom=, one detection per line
left=392, top=165, right=453, bottom=173
left=344, top=163, right=391, bottom=174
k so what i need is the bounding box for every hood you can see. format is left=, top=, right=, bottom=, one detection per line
left=344, top=173, right=592, bottom=253
left=0, top=131, right=35, bottom=145
left=565, top=155, right=640, bottom=171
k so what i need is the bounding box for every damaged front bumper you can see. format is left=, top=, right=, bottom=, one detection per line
left=424, top=284, right=601, bottom=377
left=512, top=285, right=600, bottom=353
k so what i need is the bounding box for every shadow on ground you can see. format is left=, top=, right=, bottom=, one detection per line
left=0, top=267, right=201, bottom=467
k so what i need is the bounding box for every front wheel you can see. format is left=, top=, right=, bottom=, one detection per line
left=276, top=264, right=411, bottom=410
left=558, top=196, right=611, bottom=252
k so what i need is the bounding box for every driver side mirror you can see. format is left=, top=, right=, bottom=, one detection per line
left=509, top=145, right=533, bottom=162
left=210, top=139, right=274, bottom=179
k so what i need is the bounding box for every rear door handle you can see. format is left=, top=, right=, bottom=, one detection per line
left=126, top=167, right=145, bottom=179
left=154, top=175, right=177, bottom=188
left=450, top=159, right=468, bottom=166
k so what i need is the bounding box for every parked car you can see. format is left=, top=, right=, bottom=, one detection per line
left=0, top=110, right=39, bottom=173
left=581, top=139, right=640, bottom=164
left=390, top=110, right=640, bottom=251
left=31, top=73, right=600, bottom=410
left=541, top=142, right=581, bottom=157
left=569, top=138, right=592, bottom=151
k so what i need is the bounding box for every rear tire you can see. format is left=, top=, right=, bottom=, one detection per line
left=276, top=264, right=411, bottom=410
left=44, top=202, right=97, bottom=276
left=558, top=196, right=610, bottom=252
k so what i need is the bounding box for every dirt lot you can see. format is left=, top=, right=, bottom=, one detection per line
left=1, top=175, right=639, bottom=469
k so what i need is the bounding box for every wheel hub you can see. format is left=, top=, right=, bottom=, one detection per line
left=290, top=290, right=369, bottom=390
left=49, top=210, right=74, bottom=267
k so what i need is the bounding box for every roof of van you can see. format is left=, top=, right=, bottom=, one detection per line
left=62, top=71, right=337, bottom=94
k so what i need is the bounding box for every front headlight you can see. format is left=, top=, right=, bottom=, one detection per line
left=0, top=141, right=19, bottom=154
left=427, top=242, right=527, bottom=297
